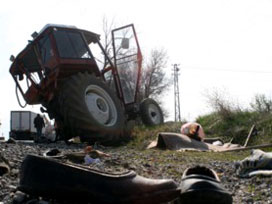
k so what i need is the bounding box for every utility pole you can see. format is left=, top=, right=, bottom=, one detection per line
left=173, top=64, right=181, bottom=122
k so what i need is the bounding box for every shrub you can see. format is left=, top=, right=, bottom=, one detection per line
left=250, top=94, right=272, bottom=114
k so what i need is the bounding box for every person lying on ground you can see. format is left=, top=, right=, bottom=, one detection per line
left=180, top=122, right=205, bottom=142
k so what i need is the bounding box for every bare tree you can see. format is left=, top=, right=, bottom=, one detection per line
left=101, top=16, right=116, bottom=69
left=139, top=48, right=171, bottom=102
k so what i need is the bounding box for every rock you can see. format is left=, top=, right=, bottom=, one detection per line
left=9, top=162, right=15, bottom=168
left=6, top=138, right=17, bottom=144
left=8, top=184, right=17, bottom=191
left=245, top=197, right=254, bottom=203
left=12, top=191, right=26, bottom=204
left=11, top=169, right=19, bottom=176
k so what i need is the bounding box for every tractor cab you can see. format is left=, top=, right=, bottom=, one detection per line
left=9, top=24, right=103, bottom=105
left=10, top=24, right=142, bottom=108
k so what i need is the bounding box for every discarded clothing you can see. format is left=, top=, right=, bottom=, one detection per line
left=84, top=155, right=101, bottom=165
left=148, top=132, right=240, bottom=152
left=44, top=122, right=56, bottom=142
left=236, top=149, right=272, bottom=177
left=180, top=122, right=205, bottom=141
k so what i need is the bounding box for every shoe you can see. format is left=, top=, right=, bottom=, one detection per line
left=19, top=154, right=180, bottom=204
left=179, top=166, right=232, bottom=204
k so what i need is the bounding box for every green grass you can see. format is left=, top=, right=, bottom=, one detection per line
left=196, top=111, right=272, bottom=146
left=126, top=111, right=272, bottom=162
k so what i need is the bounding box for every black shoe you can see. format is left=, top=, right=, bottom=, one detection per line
left=179, top=166, right=232, bottom=204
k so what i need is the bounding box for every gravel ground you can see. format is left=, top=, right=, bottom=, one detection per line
left=1, top=141, right=272, bottom=204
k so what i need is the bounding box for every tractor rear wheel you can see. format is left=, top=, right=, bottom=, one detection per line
left=59, top=72, right=125, bottom=145
left=140, top=98, right=164, bottom=126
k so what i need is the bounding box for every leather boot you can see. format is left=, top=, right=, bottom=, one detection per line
left=19, top=154, right=179, bottom=203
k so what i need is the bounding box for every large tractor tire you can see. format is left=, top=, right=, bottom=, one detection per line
left=140, top=98, right=164, bottom=126
left=59, top=72, right=125, bottom=145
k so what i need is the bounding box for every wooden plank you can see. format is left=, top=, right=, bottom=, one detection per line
left=243, top=124, right=256, bottom=147
left=221, top=143, right=272, bottom=152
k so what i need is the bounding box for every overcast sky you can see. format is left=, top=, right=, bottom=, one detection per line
left=1, top=0, right=272, bottom=138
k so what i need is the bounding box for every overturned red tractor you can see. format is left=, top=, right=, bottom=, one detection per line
left=9, top=24, right=164, bottom=144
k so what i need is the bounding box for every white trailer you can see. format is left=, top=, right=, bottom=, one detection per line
left=10, top=111, right=37, bottom=140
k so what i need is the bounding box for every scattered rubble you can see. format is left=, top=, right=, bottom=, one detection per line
left=1, top=142, right=272, bottom=203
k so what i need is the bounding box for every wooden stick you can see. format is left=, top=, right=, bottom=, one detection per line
left=221, top=143, right=272, bottom=152
left=243, top=124, right=256, bottom=147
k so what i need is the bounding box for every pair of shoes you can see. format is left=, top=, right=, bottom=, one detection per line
left=19, top=155, right=232, bottom=204
left=179, top=166, right=233, bottom=204
left=19, top=154, right=180, bottom=204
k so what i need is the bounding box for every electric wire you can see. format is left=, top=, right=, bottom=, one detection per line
left=179, top=66, right=272, bottom=74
